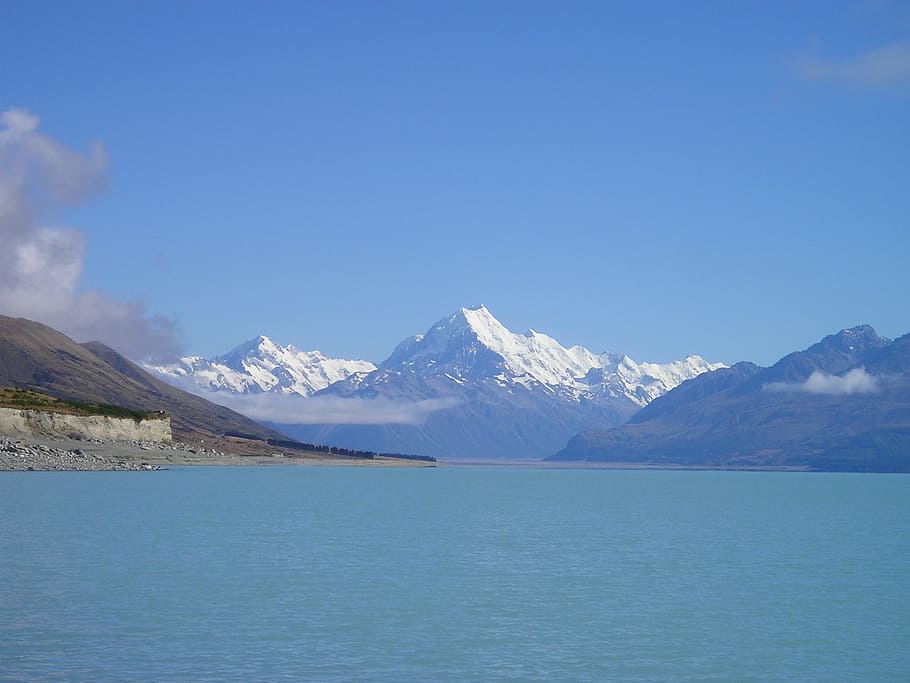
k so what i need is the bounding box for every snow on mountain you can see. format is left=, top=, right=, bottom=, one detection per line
left=148, top=305, right=726, bottom=459
left=583, top=352, right=726, bottom=406
left=368, top=305, right=724, bottom=403
left=148, top=336, right=376, bottom=397
left=278, top=306, right=727, bottom=458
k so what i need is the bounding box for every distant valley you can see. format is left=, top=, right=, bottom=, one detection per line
left=5, top=310, right=907, bottom=471
left=150, top=305, right=723, bottom=459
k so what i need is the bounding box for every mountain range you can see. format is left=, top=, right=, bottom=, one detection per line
left=150, top=336, right=375, bottom=396
left=549, top=325, right=910, bottom=472
left=5, top=310, right=905, bottom=471
left=152, top=305, right=724, bottom=458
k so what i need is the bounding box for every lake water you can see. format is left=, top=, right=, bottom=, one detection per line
left=1, top=466, right=908, bottom=681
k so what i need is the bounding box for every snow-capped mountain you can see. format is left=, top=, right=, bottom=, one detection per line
left=148, top=306, right=725, bottom=459
left=280, top=306, right=725, bottom=458
left=149, top=336, right=376, bottom=397
left=347, top=305, right=721, bottom=404
left=582, top=352, right=727, bottom=406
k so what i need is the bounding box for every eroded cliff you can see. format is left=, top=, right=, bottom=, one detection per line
left=0, top=407, right=172, bottom=442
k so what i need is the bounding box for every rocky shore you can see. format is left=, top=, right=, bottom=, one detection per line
left=0, top=435, right=277, bottom=471
left=0, top=435, right=435, bottom=471
left=0, top=436, right=166, bottom=471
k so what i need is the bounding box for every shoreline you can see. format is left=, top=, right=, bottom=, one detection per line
left=439, top=458, right=813, bottom=472
left=5, top=436, right=855, bottom=473
left=0, top=435, right=435, bottom=471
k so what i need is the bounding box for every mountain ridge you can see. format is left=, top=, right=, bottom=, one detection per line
left=549, top=325, right=910, bottom=472
left=272, top=305, right=724, bottom=458
left=150, top=335, right=375, bottom=397
left=146, top=305, right=724, bottom=458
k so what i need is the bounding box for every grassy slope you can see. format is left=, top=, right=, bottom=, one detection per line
left=0, top=386, right=163, bottom=420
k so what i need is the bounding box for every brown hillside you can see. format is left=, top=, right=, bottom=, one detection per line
left=0, top=315, right=283, bottom=444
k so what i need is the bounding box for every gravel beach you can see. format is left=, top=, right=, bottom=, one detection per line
left=0, top=435, right=434, bottom=470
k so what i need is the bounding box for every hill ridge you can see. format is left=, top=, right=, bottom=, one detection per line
left=0, top=315, right=283, bottom=444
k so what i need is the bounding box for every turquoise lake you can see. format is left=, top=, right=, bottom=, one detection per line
left=1, top=466, right=908, bottom=681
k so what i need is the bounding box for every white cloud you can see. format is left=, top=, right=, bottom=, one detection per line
left=0, top=108, right=180, bottom=362
left=198, top=390, right=461, bottom=426
left=765, top=367, right=880, bottom=395
left=796, top=42, right=910, bottom=87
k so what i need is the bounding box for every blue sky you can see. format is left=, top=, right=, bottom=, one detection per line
left=1, top=1, right=908, bottom=365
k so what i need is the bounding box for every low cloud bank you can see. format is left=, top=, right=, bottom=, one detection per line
left=165, top=376, right=460, bottom=425
left=765, top=367, right=879, bottom=396
left=0, top=109, right=180, bottom=362
left=220, top=393, right=461, bottom=425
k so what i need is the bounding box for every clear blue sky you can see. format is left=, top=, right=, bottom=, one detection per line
left=2, top=1, right=908, bottom=365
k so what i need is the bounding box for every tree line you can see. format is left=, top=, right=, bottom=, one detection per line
left=223, top=431, right=435, bottom=462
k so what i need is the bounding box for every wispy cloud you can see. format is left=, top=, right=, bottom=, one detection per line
left=795, top=42, right=910, bottom=87
left=215, top=393, right=461, bottom=425
left=161, top=375, right=460, bottom=425
left=0, top=109, right=180, bottom=362
left=765, top=367, right=880, bottom=395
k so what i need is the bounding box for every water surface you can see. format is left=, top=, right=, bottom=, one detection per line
left=1, top=467, right=908, bottom=681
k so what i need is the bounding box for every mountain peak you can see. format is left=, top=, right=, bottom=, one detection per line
left=453, top=304, right=496, bottom=325
left=738, top=323, right=891, bottom=390
left=817, top=324, right=888, bottom=354
left=837, top=324, right=884, bottom=342
left=239, top=334, right=276, bottom=351
left=216, top=335, right=278, bottom=365
left=461, top=304, right=489, bottom=313
left=458, top=305, right=512, bottom=345
left=376, top=305, right=723, bottom=395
